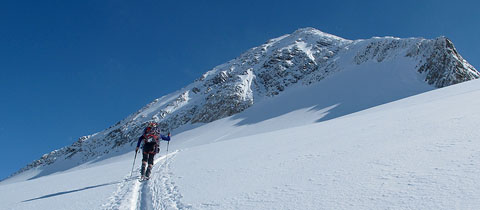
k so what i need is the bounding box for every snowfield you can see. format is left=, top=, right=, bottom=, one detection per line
left=1, top=76, right=480, bottom=209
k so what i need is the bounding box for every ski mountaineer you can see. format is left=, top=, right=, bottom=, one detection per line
left=135, top=121, right=171, bottom=180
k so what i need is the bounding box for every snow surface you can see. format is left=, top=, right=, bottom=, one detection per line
left=2, top=74, right=480, bottom=209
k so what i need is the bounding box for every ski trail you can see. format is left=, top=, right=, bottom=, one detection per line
left=139, top=181, right=154, bottom=210
left=101, top=173, right=141, bottom=210
left=149, top=152, right=191, bottom=210
left=102, top=150, right=190, bottom=210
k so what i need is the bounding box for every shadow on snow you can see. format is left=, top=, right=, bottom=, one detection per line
left=21, top=181, right=121, bottom=203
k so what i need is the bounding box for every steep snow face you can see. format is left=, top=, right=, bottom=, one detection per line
left=8, top=27, right=479, bottom=180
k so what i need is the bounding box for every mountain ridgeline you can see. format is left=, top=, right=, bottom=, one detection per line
left=12, top=27, right=479, bottom=178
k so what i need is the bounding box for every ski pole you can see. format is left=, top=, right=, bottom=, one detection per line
left=164, top=140, right=170, bottom=163
left=166, top=132, right=171, bottom=154
left=167, top=141, right=170, bottom=154
left=165, top=132, right=170, bottom=161
left=130, top=150, right=138, bottom=179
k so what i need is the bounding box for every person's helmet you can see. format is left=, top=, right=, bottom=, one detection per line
left=148, top=121, right=158, bottom=128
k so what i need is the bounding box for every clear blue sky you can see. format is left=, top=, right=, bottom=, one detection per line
left=1, top=0, right=479, bottom=180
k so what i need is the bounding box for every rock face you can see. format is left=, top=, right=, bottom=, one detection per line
left=416, top=37, right=478, bottom=87
left=11, top=27, right=479, bottom=178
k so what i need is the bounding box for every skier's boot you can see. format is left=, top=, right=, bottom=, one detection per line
left=145, top=165, right=152, bottom=180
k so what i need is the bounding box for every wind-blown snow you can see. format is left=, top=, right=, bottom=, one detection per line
left=295, top=41, right=316, bottom=62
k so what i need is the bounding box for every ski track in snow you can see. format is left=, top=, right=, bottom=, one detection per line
left=102, top=150, right=191, bottom=210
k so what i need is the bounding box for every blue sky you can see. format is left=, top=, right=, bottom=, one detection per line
left=1, top=0, right=479, bottom=180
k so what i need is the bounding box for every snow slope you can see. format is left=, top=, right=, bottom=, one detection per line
left=171, top=79, right=480, bottom=209
left=1, top=75, right=480, bottom=209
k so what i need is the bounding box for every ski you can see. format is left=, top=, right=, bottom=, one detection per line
left=138, top=177, right=150, bottom=182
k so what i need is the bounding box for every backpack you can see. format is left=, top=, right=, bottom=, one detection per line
left=143, top=126, right=159, bottom=143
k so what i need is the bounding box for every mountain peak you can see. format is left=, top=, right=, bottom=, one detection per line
left=291, top=27, right=327, bottom=36
left=290, top=27, right=349, bottom=42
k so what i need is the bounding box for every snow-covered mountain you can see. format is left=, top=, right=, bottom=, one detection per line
left=2, top=27, right=480, bottom=210
left=7, top=27, right=479, bottom=180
